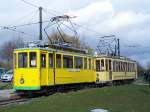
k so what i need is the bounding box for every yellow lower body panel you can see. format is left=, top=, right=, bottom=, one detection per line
left=14, top=69, right=40, bottom=90
left=55, top=69, right=95, bottom=85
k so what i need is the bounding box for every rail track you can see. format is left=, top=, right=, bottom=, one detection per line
left=0, top=97, right=31, bottom=106
left=0, top=93, right=31, bottom=107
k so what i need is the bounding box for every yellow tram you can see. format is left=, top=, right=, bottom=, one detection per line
left=14, top=48, right=94, bottom=90
left=13, top=47, right=137, bottom=91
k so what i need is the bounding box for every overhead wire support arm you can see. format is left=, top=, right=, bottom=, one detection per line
left=96, top=35, right=120, bottom=56
left=46, top=15, right=78, bottom=45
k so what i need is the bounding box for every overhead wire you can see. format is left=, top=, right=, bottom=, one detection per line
left=71, top=22, right=105, bottom=36
left=2, top=26, right=37, bottom=37
left=23, top=9, right=39, bottom=24
left=0, top=20, right=49, bottom=29
left=21, top=0, right=39, bottom=8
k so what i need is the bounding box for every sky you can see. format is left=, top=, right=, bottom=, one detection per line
left=0, top=0, right=150, bottom=66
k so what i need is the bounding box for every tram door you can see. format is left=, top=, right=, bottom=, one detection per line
left=96, top=60, right=101, bottom=82
left=40, top=52, right=48, bottom=85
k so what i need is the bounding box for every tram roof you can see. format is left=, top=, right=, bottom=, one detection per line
left=14, top=47, right=92, bottom=57
left=94, top=55, right=136, bottom=63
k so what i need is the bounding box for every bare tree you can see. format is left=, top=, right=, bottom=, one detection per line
left=48, top=32, right=89, bottom=49
left=137, top=62, right=145, bottom=76
left=0, top=37, right=24, bottom=69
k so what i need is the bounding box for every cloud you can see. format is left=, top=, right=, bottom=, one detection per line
left=65, top=1, right=150, bottom=65
left=68, top=1, right=150, bottom=33
left=0, top=0, right=150, bottom=66
left=68, top=1, right=113, bottom=28
left=110, top=11, right=150, bottom=29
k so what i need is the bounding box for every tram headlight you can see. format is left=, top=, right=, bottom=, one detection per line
left=20, top=78, right=24, bottom=84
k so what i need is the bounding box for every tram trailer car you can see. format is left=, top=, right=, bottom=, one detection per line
left=13, top=48, right=137, bottom=91
left=94, top=55, right=137, bottom=84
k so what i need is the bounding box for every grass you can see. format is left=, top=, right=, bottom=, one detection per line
left=0, top=85, right=150, bottom=112
left=0, top=81, right=12, bottom=90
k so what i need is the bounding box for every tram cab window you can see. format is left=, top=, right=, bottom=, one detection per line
left=75, top=57, right=82, bottom=69
left=30, top=52, right=36, bottom=67
left=18, top=52, right=28, bottom=68
left=84, top=58, right=87, bottom=69
left=96, top=60, right=100, bottom=72
left=101, top=59, right=105, bottom=71
left=13, top=53, right=16, bottom=68
left=49, top=53, right=53, bottom=68
left=41, top=54, right=46, bottom=68
left=56, top=54, right=61, bottom=68
left=63, top=55, right=73, bottom=68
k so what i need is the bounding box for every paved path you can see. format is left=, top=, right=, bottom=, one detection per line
left=133, top=79, right=150, bottom=86
left=0, top=89, right=14, bottom=100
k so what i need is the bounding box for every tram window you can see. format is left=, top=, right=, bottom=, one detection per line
left=123, top=62, right=125, bottom=72
left=63, top=55, right=73, bottom=68
left=115, top=61, right=117, bottom=72
left=13, top=53, right=16, bottom=68
left=128, top=63, right=130, bottom=72
left=121, top=62, right=123, bottom=72
left=119, top=62, right=121, bottom=72
left=75, top=57, right=82, bottom=69
left=84, top=58, right=87, bottom=69
left=109, top=60, right=112, bottom=71
left=18, top=53, right=28, bottom=68
left=113, top=61, right=116, bottom=72
left=101, top=59, right=104, bottom=70
left=96, top=60, right=100, bottom=72
left=30, top=52, right=36, bottom=67
left=120, top=62, right=122, bottom=72
left=125, top=62, right=127, bottom=72
left=88, top=58, right=91, bottom=69
left=127, top=63, right=128, bottom=72
left=129, top=63, right=131, bottom=72
left=133, top=64, right=135, bottom=72
left=130, top=63, right=131, bottom=72
left=41, top=54, right=46, bottom=68
left=116, top=61, right=119, bottom=72
left=106, top=60, right=108, bottom=71
left=56, top=54, right=61, bottom=68
left=130, top=63, right=132, bottom=72
left=134, top=64, right=135, bottom=72
left=49, top=53, right=53, bottom=68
